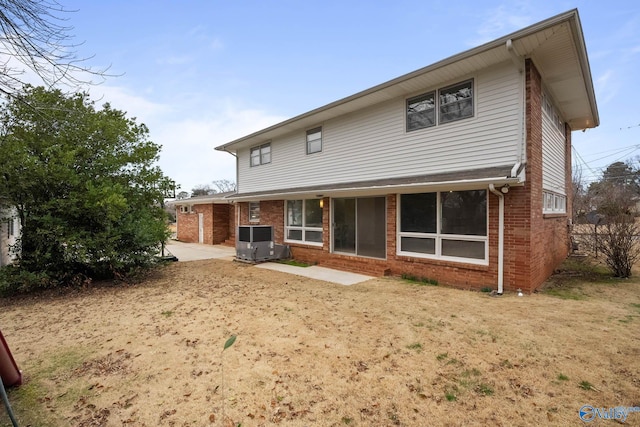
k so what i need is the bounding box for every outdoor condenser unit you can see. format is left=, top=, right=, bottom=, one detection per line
left=236, top=225, right=276, bottom=262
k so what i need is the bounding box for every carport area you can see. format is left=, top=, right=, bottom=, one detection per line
left=164, top=241, right=373, bottom=286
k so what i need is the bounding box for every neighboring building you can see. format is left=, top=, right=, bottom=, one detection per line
left=0, top=208, right=20, bottom=267
left=168, top=193, right=235, bottom=245
left=215, top=9, right=598, bottom=293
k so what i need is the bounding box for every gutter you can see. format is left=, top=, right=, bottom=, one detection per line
left=228, top=175, right=523, bottom=202
left=488, top=184, right=505, bottom=295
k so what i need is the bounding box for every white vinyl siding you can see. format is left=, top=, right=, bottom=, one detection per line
left=541, top=93, right=566, bottom=195
left=238, top=63, right=522, bottom=194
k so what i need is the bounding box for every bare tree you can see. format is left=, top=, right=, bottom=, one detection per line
left=0, top=0, right=108, bottom=98
left=191, top=184, right=213, bottom=197
left=578, top=173, right=640, bottom=278
left=211, top=179, right=236, bottom=193
left=572, top=160, right=589, bottom=223
left=175, top=191, right=189, bottom=200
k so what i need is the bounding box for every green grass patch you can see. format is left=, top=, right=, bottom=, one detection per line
left=406, top=342, right=422, bottom=352
left=543, top=287, right=588, bottom=300
left=475, top=383, right=494, bottom=396
left=618, top=315, right=635, bottom=323
left=541, top=255, right=620, bottom=300
left=557, top=373, right=569, bottom=381
left=436, top=352, right=448, bottom=361
left=579, top=380, right=595, bottom=391
left=161, top=310, right=173, bottom=317
left=1, top=347, right=95, bottom=427
left=500, top=359, right=513, bottom=369
left=401, top=273, right=438, bottom=286
left=276, top=259, right=312, bottom=267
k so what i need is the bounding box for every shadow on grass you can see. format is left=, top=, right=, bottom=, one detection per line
left=540, top=255, right=620, bottom=300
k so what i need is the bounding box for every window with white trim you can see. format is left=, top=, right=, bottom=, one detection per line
left=179, top=205, right=193, bottom=213
left=398, top=190, right=487, bottom=263
left=407, top=79, right=474, bottom=131
left=250, top=143, right=271, bottom=166
left=306, top=127, right=322, bottom=154
left=249, top=202, right=260, bottom=222
left=542, top=90, right=564, bottom=134
left=543, top=191, right=566, bottom=214
left=407, top=92, right=435, bottom=131
left=439, top=80, right=474, bottom=124
left=285, top=199, right=323, bottom=245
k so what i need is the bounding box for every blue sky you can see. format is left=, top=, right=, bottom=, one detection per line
left=53, top=0, right=640, bottom=192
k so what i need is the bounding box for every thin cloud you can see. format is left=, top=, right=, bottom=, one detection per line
left=156, top=105, right=287, bottom=191
left=469, top=4, right=534, bottom=46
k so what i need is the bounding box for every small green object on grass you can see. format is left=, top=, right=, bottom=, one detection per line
left=224, top=335, right=237, bottom=351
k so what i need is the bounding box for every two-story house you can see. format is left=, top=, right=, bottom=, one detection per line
left=215, top=9, right=598, bottom=293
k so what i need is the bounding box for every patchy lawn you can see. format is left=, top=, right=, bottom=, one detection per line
left=1, top=257, right=639, bottom=426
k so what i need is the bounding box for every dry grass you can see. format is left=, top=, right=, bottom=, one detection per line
left=1, top=256, right=639, bottom=426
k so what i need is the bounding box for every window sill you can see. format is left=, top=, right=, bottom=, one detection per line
left=543, top=212, right=567, bottom=219
left=395, top=253, right=489, bottom=270
left=285, top=240, right=323, bottom=248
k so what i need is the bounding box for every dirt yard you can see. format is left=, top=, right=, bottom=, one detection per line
left=1, top=258, right=639, bottom=426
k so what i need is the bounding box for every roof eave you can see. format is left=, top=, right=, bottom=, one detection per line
left=214, top=9, right=596, bottom=152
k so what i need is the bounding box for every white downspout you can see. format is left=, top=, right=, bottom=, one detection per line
left=507, top=39, right=526, bottom=175
left=488, top=184, right=504, bottom=295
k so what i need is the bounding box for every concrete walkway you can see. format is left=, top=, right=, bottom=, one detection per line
left=165, top=241, right=235, bottom=261
left=255, top=263, right=373, bottom=286
left=164, top=241, right=374, bottom=286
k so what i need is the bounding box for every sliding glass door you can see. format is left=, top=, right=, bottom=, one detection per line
left=332, top=197, right=386, bottom=258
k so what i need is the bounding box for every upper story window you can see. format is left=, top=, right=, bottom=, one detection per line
left=179, top=205, right=193, bottom=214
left=439, top=80, right=474, bottom=124
left=542, top=90, right=565, bottom=134
left=407, top=79, right=474, bottom=132
left=407, top=92, right=435, bottom=131
left=249, top=202, right=260, bottom=222
left=250, top=143, right=271, bottom=167
left=306, top=127, right=322, bottom=154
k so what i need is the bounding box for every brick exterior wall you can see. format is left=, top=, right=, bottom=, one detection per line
left=231, top=60, right=571, bottom=292
left=176, top=203, right=233, bottom=246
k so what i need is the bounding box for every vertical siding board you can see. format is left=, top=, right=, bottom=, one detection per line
left=541, top=114, right=567, bottom=194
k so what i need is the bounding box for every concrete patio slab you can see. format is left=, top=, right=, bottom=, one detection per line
left=164, top=241, right=374, bottom=285
left=255, top=262, right=374, bottom=286
left=165, top=241, right=235, bottom=261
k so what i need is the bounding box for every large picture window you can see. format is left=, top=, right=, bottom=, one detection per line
left=398, top=190, right=487, bottom=263
left=407, top=79, right=474, bottom=131
left=285, top=199, right=323, bottom=245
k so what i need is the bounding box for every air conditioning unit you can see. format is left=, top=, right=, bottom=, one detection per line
left=236, top=225, right=275, bottom=262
